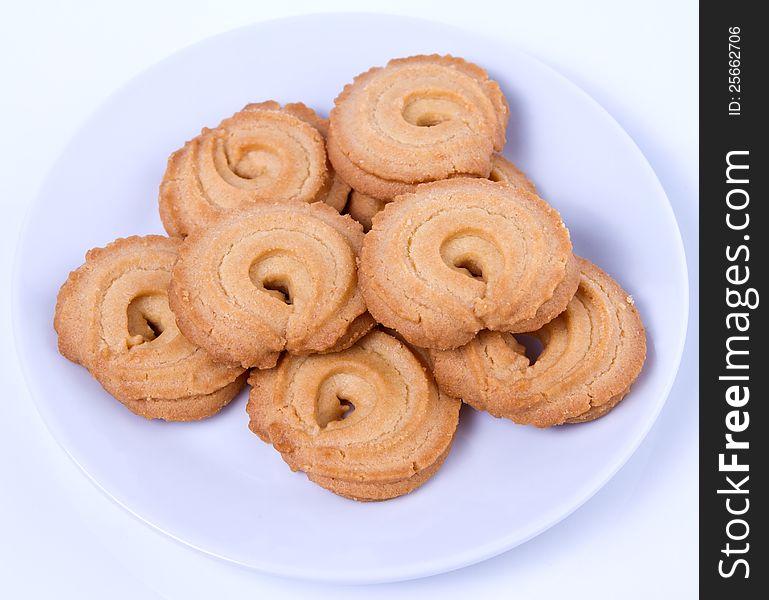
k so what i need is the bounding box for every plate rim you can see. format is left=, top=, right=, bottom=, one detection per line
left=11, top=12, right=689, bottom=584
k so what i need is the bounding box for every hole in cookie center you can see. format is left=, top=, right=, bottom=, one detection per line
left=513, top=334, right=544, bottom=365
left=229, top=145, right=281, bottom=180
left=415, top=114, right=447, bottom=127
left=126, top=295, right=166, bottom=347
left=454, top=257, right=485, bottom=281
left=146, top=319, right=162, bottom=338
left=402, top=96, right=455, bottom=128
left=337, top=398, right=355, bottom=419
left=249, top=266, right=293, bottom=305
left=317, top=396, right=356, bottom=428
left=262, top=278, right=292, bottom=304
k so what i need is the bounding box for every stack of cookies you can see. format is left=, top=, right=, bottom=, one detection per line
left=55, top=55, right=646, bottom=501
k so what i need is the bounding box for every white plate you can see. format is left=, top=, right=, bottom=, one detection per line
left=13, top=14, right=687, bottom=584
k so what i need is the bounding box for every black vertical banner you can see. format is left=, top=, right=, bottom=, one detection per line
left=701, top=2, right=767, bottom=596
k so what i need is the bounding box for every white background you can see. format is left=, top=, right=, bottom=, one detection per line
left=0, top=1, right=698, bottom=598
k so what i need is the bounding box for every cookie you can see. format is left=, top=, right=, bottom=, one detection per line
left=327, top=55, right=509, bottom=200
left=246, top=330, right=461, bottom=501
left=54, top=235, right=246, bottom=421
left=359, top=178, right=579, bottom=349
left=344, top=190, right=387, bottom=232
left=488, top=154, right=537, bottom=193
left=430, top=258, right=646, bottom=427
left=322, top=173, right=353, bottom=213
left=343, top=154, right=534, bottom=232
left=169, top=202, right=375, bottom=369
left=159, top=101, right=348, bottom=237
left=293, top=105, right=352, bottom=212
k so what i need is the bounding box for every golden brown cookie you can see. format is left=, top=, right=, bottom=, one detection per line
left=159, top=101, right=348, bottom=237
left=169, top=202, right=375, bottom=369
left=328, top=55, right=509, bottom=200
left=430, top=258, right=646, bottom=427
left=247, top=330, right=461, bottom=501
left=344, top=190, right=387, bottom=232
left=54, top=236, right=246, bottom=421
left=322, top=174, right=353, bottom=213
left=342, top=154, right=534, bottom=231
left=293, top=106, right=352, bottom=212
left=488, top=154, right=537, bottom=193
left=340, top=154, right=534, bottom=232
left=359, top=178, right=579, bottom=349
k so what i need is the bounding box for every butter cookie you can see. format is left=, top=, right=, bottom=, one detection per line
left=344, top=190, right=387, bottom=232
left=430, top=258, right=646, bottom=427
left=159, top=101, right=345, bottom=236
left=169, top=202, right=374, bottom=369
left=328, top=55, right=509, bottom=200
left=359, top=178, right=578, bottom=349
left=247, top=330, right=461, bottom=500
left=54, top=236, right=246, bottom=421
left=488, top=154, right=537, bottom=192
left=343, top=154, right=535, bottom=231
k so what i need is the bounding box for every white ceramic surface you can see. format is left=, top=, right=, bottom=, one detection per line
left=13, top=14, right=687, bottom=584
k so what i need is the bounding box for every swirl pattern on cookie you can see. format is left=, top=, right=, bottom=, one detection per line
left=328, top=55, right=509, bottom=200
left=430, top=258, right=646, bottom=427
left=159, top=101, right=348, bottom=237
left=247, top=330, right=461, bottom=500
left=359, top=178, right=579, bottom=349
left=169, top=202, right=374, bottom=369
left=54, top=236, right=246, bottom=421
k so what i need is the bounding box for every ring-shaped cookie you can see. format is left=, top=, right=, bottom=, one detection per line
left=429, top=258, right=646, bottom=427
left=328, top=55, right=509, bottom=200
left=159, top=101, right=345, bottom=236
left=247, top=330, right=461, bottom=500
left=359, top=178, right=579, bottom=349
left=54, top=236, right=246, bottom=421
left=169, top=202, right=375, bottom=369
